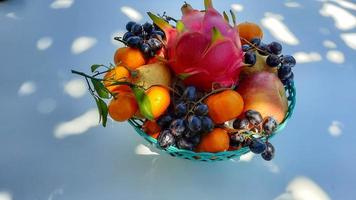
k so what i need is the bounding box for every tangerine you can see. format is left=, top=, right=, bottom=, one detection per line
left=108, top=92, right=138, bottom=122
left=205, top=90, right=244, bottom=124
left=114, top=47, right=146, bottom=69
left=196, top=128, right=230, bottom=153
left=103, top=66, right=131, bottom=93
left=145, top=86, right=170, bottom=119
left=237, top=22, right=264, bottom=45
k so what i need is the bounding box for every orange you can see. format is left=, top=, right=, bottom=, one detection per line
left=237, top=22, right=263, bottom=45
left=108, top=92, right=138, bottom=122
left=142, top=120, right=161, bottom=139
left=205, top=90, right=244, bottom=124
left=196, top=128, right=230, bottom=153
left=146, top=86, right=170, bottom=119
left=103, top=66, right=131, bottom=93
left=114, top=47, right=146, bottom=69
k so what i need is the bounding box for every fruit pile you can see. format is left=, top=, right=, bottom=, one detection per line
left=72, top=0, right=296, bottom=162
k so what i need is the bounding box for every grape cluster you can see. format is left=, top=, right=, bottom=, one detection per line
left=157, top=86, right=214, bottom=151
left=119, top=21, right=165, bottom=58
left=230, top=109, right=277, bottom=161
left=242, top=38, right=296, bottom=85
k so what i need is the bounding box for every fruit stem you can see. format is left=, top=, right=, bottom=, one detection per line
left=241, top=37, right=270, bottom=56
left=71, top=70, right=104, bottom=81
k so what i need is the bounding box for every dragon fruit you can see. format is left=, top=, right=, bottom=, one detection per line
left=148, top=0, right=244, bottom=91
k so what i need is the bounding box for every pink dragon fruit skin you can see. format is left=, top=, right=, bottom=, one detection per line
left=149, top=0, right=244, bottom=91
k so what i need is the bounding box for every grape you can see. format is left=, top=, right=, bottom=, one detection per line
left=282, top=55, right=296, bottom=67
left=143, top=22, right=154, bottom=33
left=176, top=138, right=194, bottom=150
left=268, top=42, right=282, bottom=55
left=189, top=135, right=201, bottom=146
left=131, top=24, right=143, bottom=35
left=157, top=115, right=173, bottom=129
left=278, top=66, right=292, bottom=81
left=194, top=103, right=209, bottom=116
left=182, top=86, right=197, bottom=101
left=175, top=102, right=187, bottom=117
left=184, top=130, right=197, bottom=138
left=152, top=30, right=165, bottom=39
left=127, top=36, right=143, bottom=48
left=187, top=115, right=202, bottom=133
left=245, top=110, right=263, bottom=126
left=244, top=51, right=257, bottom=65
left=147, top=38, right=162, bottom=51
left=230, top=133, right=244, bottom=147
left=126, top=21, right=136, bottom=32
left=122, top=32, right=134, bottom=42
left=233, top=118, right=249, bottom=130
left=249, top=138, right=267, bottom=154
left=261, top=142, right=275, bottom=161
left=251, top=38, right=261, bottom=46
left=281, top=72, right=294, bottom=85
left=258, top=43, right=269, bottom=56
left=140, top=43, right=152, bottom=57
left=200, top=116, right=214, bottom=133
left=266, top=54, right=281, bottom=67
left=263, top=117, right=278, bottom=135
left=157, top=130, right=175, bottom=149
left=170, top=119, right=186, bottom=138
left=242, top=44, right=251, bottom=52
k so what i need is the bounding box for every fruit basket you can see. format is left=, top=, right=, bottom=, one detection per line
left=72, top=0, right=297, bottom=163
left=128, top=82, right=296, bottom=162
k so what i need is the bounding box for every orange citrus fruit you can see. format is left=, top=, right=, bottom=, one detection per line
left=142, top=120, right=161, bottom=139
left=237, top=22, right=263, bottom=45
left=145, top=86, right=170, bottom=119
left=196, top=128, right=230, bottom=153
left=108, top=92, right=138, bottom=122
left=205, top=90, right=244, bottom=124
left=103, top=66, right=131, bottom=93
left=114, top=47, right=146, bottom=69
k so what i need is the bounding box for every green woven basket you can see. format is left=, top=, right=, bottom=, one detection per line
left=128, top=82, right=296, bottom=162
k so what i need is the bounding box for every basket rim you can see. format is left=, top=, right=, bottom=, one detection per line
left=128, top=81, right=296, bottom=158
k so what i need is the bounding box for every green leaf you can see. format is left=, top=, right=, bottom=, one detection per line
left=176, top=21, right=185, bottom=33
left=91, top=64, right=104, bottom=73
left=230, top=10, right=236, bottom=26
left=223, top=11, right=230, bottom=23
left=147, top=12, right=172, bottom=31
left=132, top=87, right=154, bottom=120
left=212, top=27, right=224, bottom=43
left=178, top=73, right=193, bottom=80
left=91, top=79, right=110, bottom=99
left=95, top=97, right=108, bottom=127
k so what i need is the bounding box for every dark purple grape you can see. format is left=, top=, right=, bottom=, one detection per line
left=281, top=72, right=294, bottom=85
left=175, top=103, right=187, bottom=117
left=131, top=24, right=143, bottom=35
left=263, top=117, right=278, bottom=135
left=261, top=142, right=275, bottom=161
left=157, top=115, right=173, bottom=129
left=184, top=130, right=197, bottom=138
left=157, top=130, right=175, bottom=149
left=187, top=115, right=202, bottom=133
left=123, top=32, right=134, bottom=41
left=143, top=22, right=154, bottom=33
left=233, top=118, right=249, bottom=130
left=251, top=38, right=261, bottom=46
left=194, top=104, right=209, bottom=116
left=189, top=135, right=201, bottom=146
left=126, top=36, right=143, bottom=48
left=258, top=43, right=269, bottom=56
left=170, top=119, right=186, bottom=138
left=126, top=21, right=136, bottom=32
left=147, top=38, right=162, bottom=51
left=282, top=55, right=296, bottom=67
left=200, top=116, right=214, bottom=133
left=140, top=43, right=152, bottom=56
left=176, top=138, right=194, bottom=150
left=268, top=42, right=282, bottom=55
left=249, top=138, right=267, bottom=154
left=230, top=133, right=244, bottom=147
left=244, top=51, right=256, bottom=65
left=245, top=110, right=263, bottom=126
left=242, top=44, right=251, bottom=52
left=182, top=86, right=197, bottom=101
left=266, top=54, right=281, bottom=67
left=152, top=30, right=165, bottom=39
left=278, top=66, right=292, bottom=81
